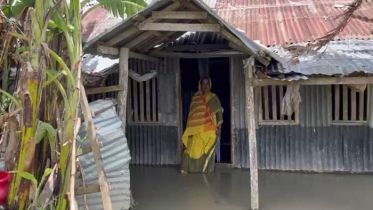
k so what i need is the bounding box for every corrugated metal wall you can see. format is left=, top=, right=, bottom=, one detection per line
left=230, top=56, right=373, bottom=172
left=257, top=125, right=373, bottom=172
left=299, top=85, right=332, bottom=127
left=87, top=58, right=181, bottom=166
left=127, top=58, right=181, bottom=165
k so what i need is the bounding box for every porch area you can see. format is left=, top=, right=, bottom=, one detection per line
left=131, top=166, right=373, bottom=210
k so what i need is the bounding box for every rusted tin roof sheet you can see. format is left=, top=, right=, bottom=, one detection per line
left=82, top=7, right=122, bottom=43
left=269, top=40, right=373, bottom=76
left=215, top=0, right=373, bottom=46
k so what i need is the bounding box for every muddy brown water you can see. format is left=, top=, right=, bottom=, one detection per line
left=131, top=166, right=373, bottom=210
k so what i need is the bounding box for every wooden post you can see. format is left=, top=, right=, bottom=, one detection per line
left=118, top=48, right=129, bottom=131
left=80, top=84, right=113, bottom=210
left=245, top=57, right=259, bottom=210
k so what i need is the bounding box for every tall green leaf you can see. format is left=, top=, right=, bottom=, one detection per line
left=97, top=0, right=147, bottom=18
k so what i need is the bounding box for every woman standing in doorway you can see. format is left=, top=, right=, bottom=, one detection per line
left=181, top=76, right=224, bottom=173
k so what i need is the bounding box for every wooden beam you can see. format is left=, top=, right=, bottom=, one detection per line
left=251, top=77, right=373, bottom=86
left=129, top=51, right=162, bottom=62
left=105, top=1, right=181, bottom=46
left=125, top=31, right=156, bottom=48
left=149, top=32, right=186, bottom=54
left=118, top=48, right=129, bottom=131
left=140, top=31, right=175, bottom=52
left=97, top=45, right=162, bottom=62
left=245, top=57, right=259, bottom=210
left=97, top=45, right=119, bottom=55
left=152, top=11, right=208, bottom=19
left=180, top=1, right=270, bottom=66
left=76, top=185, right=101, bottom=196
left=137, top=23, right=221, bottom=32
left=79, top=85, right=113, bottom=210
left=86, top=85, right=123, bottom=95
left=152, top=50, right=245, bottom=58
left=163, top=43, right=230, bottom=52
left=133, top=14, right=146, bottom=22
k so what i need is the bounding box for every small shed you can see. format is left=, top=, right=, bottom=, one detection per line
left=82, top=0, right=373, bottom=209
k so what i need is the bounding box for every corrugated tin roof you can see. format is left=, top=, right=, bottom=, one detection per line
left=214, top=0, right=373, bottom=46
left=82, top=7, right=123, bottom=43
left=77, top=99, right=132, bottom=210
left=83, top=0, right=279, bottom=65
left=268, top=40, right=373, bottom=76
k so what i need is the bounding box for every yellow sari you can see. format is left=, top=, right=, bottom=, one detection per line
left=181, top=79, right=223, bottom=173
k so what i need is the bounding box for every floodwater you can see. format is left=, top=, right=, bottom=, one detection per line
left=131, top=165, right=373, bottom=210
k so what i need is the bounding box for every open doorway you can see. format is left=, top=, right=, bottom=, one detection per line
left=180, top=58, right=231, bottom=163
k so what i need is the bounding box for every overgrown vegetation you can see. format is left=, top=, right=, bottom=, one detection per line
left=0, top=0, right=146, bottom=209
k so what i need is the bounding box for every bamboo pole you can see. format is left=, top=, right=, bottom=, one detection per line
left=80, top=84, right=113, bottom=210
left=245, top=57, right=259, bottom=210
left=70, top=118, right=81, bottom=210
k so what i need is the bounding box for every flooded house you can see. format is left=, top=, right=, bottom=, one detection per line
left=81, top=0, right=373, bottom=209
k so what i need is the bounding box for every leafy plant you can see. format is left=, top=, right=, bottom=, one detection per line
left=1, top=0, right=148, bottom=209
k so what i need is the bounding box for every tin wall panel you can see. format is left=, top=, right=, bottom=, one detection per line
left=77, top=100, right=132, bottom=209
left=254, top=125, right=373, bottom=172
left=87, top=58, right=181, bottom=166
left=127, top=125, right=180, bottom=165
left=299, top=85, right=332, bottom=127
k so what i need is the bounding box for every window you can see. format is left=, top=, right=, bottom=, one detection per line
left=258, top=85, right=298, bottom=125
left=332, top=85, right=368, bottom=123
left=127, top=77, right=159, bottom=123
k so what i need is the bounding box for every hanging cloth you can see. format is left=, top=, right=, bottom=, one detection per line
left=281, top=82, right=301, bottom=116
left=129, top=70, right=157, bottom=82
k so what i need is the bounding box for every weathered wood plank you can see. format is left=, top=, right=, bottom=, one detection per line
left=152, top=77, right=157, bottom=122
left=139, top=82, right=145, bottom=122
left=125, top=31, right=155, bottom=48
left=149, top=32, right=186, bottom=54
left=279, top=85, right=284, bottom=120
left=79, top=85, right=112, bottom=209
left=129, top=51, right=162, bottom=63
left=152, top=11, right=208, bottom=19
left=97, top=45, right=161, bottom=62
left=118, top=48, right=130, bottom=131
left=97, top=45, right=119, bottom=55
left=271, top=85, right=277, bottom=120
left=152, top=50, right=245, bottom=58
left=343, top=85, right=348, bottom=121
left=351, top=89, right=357, bottom=121
left=146, top=80, right=151, bottom=122
left=163, top=43, right=230, bottom=52
left=335, top=85, right=340, bottom=121
left=105, top=1, right=181, bottom=46
left=263, top=86, right=269, bottom=120
left=245, top=57, right=259, bottom=210
left=179, top=0, right=271, bottom=66
left=137, top=23, right=220, bottom=32
left=359, top=91, right=364, bottom=121
left=127, top=79, right=133, bottom=123
left=85, top=85, right=123, bottom=95
left=133, top=80, right=139, bottom=122
left=75, top=185, right=101, bottom=196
